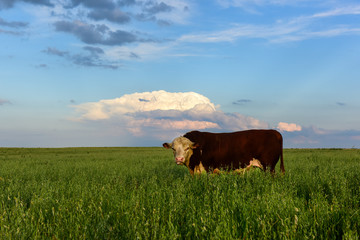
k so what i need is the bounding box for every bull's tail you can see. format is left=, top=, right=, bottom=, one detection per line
left=278, top=130, right=285, bottom=174
left=280, top=149, right=285, bottom=174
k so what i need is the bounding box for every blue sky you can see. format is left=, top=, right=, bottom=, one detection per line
left=1, top=0, right=360, bottom=148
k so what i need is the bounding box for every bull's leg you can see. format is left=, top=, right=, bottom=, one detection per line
left=213, top=168, right=221, bottom=174
left=270, top=165, right=276, bottom=176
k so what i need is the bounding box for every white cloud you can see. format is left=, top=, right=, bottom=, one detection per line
left=72, top=90, right=268, bottom=140
left=74, top=90, right=216, bottom=120
left=277, top=122, right=302, bottom=132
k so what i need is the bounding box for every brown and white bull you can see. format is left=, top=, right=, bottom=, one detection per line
left=163, top=129, right=285, bottom=175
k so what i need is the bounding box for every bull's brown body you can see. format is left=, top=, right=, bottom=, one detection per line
left=183, top=129, right=285, bottom=173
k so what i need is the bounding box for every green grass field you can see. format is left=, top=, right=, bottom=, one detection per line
left=0, top=147, right=359, bottom=239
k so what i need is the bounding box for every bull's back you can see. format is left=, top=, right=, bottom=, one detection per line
left=221, top=130, right=282, bottom=168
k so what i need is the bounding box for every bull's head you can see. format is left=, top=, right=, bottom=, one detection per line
left=163, top=137, right=198, bottom=167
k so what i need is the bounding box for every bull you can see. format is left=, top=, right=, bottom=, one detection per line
left=163, top=130, right=285, bottom=175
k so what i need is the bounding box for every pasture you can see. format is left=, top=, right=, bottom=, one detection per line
left=0, top=147, right=359, bottom=239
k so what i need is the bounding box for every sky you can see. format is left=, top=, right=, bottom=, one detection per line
left=1, top=0, right=360, bottom=148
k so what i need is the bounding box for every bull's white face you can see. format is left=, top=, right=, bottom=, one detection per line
left=163, top=137, right=195, bottom=166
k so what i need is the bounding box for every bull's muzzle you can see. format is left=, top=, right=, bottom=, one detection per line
left=175, top=157, right=185, bottom=165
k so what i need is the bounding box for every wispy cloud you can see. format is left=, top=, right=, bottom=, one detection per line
left=312, top=5, right=360, bottom=18
left=181, top=3, right=360, bottom=43
left=216, top=0, right=340, bottom=9
left=233, top=99, right=252, bottom=105
left=179, top=22, right=304, bottom=43
left=283, top=127, right=360, bottom=148
left=3, top=0, right=360, bottom=67
left=0, top=28, right=24, bottom=35
left=0, top=17, right=28, bottom=28
left=35, top=63, right=48, bottom=68
left=21, top=0, right=191, bottom=66
left=43, top=47, right=67, bottom=57
left=54, top=20, right=141, bottom=46
left=0, top=0, right=54, bottom=10
left=0, top=98, right=11, bottom=105
left=57, top=0, right=191, bottom=26
left=43, top=47, right=120, bottom=69
left=0, top=16, right=28, bottom=35
left=180, top=23, right=360, bottom=44
left=336, top=102, right=346, bottom=106
left=104, top=42, right=177, bottom=62
left=1, top=0, right=192, bottom=63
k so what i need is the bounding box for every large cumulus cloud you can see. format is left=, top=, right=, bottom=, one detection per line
left=72, top=90, right=270, bottom=140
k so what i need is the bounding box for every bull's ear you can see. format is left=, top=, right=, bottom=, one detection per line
left=163, top=143, right=171, bottom=149
left=192, top=143, right=200, bottom=149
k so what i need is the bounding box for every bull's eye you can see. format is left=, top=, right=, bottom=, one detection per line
left=184, top=147, right=190, bottom=151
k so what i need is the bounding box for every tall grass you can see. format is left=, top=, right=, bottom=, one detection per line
left=0, top=148, right=359, bottom=239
